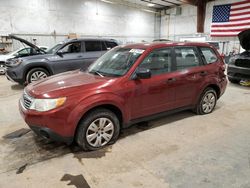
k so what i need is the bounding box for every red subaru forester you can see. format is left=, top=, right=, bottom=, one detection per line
left=19, top=42, right=227, bottom=151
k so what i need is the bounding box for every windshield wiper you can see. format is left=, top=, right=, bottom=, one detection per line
left=95, top=71, right=104, bottom=77
left=89, top=70, right=104, bottom=77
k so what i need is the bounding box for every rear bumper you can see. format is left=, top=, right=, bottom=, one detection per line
left=227, top=65, right=250, bottom=80
left=219, top=77, right=227, bottom=97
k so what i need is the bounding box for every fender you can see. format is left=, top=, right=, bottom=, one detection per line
left=66, top=92, right=128, bottom=135
left=193, top=76, right=221, bottom=106
left=23, top=61, right=54, bottom=76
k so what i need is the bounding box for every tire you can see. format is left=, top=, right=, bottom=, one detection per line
left=26, top=68, right=49, bottom=84
left=228, top=77, right=240, bottom=84
left=195, top=87, right=217, bottom=115
left=76, top=108, right=120, bottom=151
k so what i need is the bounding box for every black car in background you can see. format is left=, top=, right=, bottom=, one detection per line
left=5, top=38, right=118, bottom=84
left=227, top=29, right=250, bottom=83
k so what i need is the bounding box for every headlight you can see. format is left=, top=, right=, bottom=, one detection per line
left=30, top=97, right=66, bottom=112
left=9, top=58, right=23, bottom=66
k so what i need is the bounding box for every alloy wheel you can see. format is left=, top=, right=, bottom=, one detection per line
left=202, top=92, right=216, bottom=113
left=86, top=118, right=114, bottom=147
left=30, top=71, right=48, bottom=82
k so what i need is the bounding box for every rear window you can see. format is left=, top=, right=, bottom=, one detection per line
left=200, top=47, right=218, bottom=64
left=85, top=41, right=102, bottom=52
left=105, top=41, right=118, bottom=49
left=175, top=47, right=200, bottom=70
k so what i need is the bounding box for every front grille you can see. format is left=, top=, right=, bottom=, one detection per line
left=235, top=59, right=250, bottom=68
left=22, top=91, right=34, bottom=109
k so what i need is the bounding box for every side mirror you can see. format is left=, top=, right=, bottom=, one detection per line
left=135, top=68, right=151, bottom=79
left=56, top=50, right=64, bottom=57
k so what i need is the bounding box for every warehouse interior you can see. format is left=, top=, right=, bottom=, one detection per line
left=0, top=0, right=250, bottom=187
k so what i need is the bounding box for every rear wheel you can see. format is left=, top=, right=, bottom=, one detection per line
left=195, top=87, right=217, bottom=115
left=228, top=77, right=240, bottom=84
left=26, top=68, right=49, bottom=84
left=76, top=108, right=120, bottom=151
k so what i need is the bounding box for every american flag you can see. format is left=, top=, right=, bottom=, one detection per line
left=211, top=0, right=250, bottom=37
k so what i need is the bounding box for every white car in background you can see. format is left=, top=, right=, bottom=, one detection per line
left=0, top=46, right=48, bottom=74
left=0, top=34, right=48, bottom=74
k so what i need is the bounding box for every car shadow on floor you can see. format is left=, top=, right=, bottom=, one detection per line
left=11, top=84, right=24, bottom=91
left=0, top=110, right=197, bottom=174
left=120, top=110, right=195, bottom=139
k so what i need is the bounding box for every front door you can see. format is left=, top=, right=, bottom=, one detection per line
left=129, top=47, right=176, bottom=119
left=51, top=41, right=84, bottom=74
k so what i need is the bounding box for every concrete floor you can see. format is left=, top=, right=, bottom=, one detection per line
left=0, top=75, right=250, bottom=188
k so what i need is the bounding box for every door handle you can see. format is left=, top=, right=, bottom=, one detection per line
left=166, top=78, right=176, bottom=83
left=77, top=55, right=83, bottom=58
left=200, top=71, right=207, bottom=76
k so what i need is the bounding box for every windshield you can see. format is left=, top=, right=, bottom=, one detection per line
left=87, top=47, right=144, bottom=77
left=46, top=43, right=63, bottom=54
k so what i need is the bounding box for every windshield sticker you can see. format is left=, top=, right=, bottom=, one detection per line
left=129, top=49, right=145, bottom=54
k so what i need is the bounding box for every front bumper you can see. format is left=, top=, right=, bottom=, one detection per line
left=19, top=99, right=74, bottom=144
left=227, top=65, right=250, bottom=80
left=6, top=68, right=25, bottom=84
left=29, top=125, right=73, bottom=144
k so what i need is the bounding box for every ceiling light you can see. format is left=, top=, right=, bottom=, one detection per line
left=101, top=0, right=115, bottom=4
left=142, top=9, right=157, bottom=13
left=147, top=3, right=155, bottom=7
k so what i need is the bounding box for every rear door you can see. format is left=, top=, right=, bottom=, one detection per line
left=79, top=40, right=106, bottom=71
left=172, top=46, right=207, bottom=108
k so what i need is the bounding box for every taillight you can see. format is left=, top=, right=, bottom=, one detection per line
left=222, top=63, right=226, bottom=71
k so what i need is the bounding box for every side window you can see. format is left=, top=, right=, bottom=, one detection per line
left=175, top=47, right=200, bottom=70
left=60, top=42, right=81, bottom=53
left=138, top=48, right=172, bottom=76
left=200, top=47, right=218, bottom=64
left=105, top=41, right=117, bottom=49
left=85, top=41, right=102, bottom=52
left=18, top=48, right=31, bottom=55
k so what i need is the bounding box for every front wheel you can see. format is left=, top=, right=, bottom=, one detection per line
left=76, top=108, right=120, bottom=151
left=26, top=68, right=49, bottom=84
left=195, top=88, right=217, bottom=115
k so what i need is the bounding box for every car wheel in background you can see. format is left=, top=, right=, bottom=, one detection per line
left=195, top=87, right=217, bottom=115
left=26, top=68, right=49, bottom=84
left=0, top=63, right=7, bottom=74
left=228, top=77, right=240, bottom=84
left=76, top=108, right=120, bottom=151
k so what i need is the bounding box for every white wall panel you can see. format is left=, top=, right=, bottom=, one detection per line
left=0, top=0, right=157, bottom=49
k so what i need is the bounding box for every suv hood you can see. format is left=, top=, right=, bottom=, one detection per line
left=20, top=53, right=55, bottom=61
left=9, top=34, right=46, bottom=53
left=26, top=70, right=112, bottom=98
left=238, top=29, right=250, bottom=50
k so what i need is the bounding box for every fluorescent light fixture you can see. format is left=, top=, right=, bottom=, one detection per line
left=142, top=9, right=157, bottom=13
left=147, top=3, right=155, bottom=7
left=101, top=0, right=115, bottom=4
